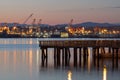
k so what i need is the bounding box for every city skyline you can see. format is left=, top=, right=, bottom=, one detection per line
left=0, top=0, right=120, bottom=25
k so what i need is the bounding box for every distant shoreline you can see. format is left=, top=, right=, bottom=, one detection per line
left=0, top=33, right=120, bottom=38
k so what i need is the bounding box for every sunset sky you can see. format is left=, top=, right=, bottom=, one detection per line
left=0, top=0, right=120, bottom=25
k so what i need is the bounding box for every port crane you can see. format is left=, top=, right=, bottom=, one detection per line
left=69, top=19, right=73, bottom=27
left=23, top=13, right=33, bottom=24
left=38, top=19, right=42, bottom=25
left=37, top=19, right=42, bottom=32
left=31, top=18, right=42, bottom=26
left=32, top=18, right=36, bottom=26
left=67, top=19, right=74, bottom=34
left=30, top=18, right=42, bottom=33
left=20, top=13, right=33, bottom=35
left=27, top=18, right=36, bottom=34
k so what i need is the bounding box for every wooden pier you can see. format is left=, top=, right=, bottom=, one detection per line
left=39, top=39, right=120, bottom=67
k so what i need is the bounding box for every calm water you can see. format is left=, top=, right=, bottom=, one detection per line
left=0, top=38, right=120, bottom=80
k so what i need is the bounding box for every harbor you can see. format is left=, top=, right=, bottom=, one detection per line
left=1, top=0, right=120, bottom=79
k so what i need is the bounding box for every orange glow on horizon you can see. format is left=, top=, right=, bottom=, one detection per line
left=0, top=13, right=120, bottom=25
left=0, top=16, right=120, bottom=25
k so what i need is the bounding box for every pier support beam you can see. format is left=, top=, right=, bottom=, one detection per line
left=79, top=47, right=82, bottom=66
left=54, top=48, right=57, bottom=67
left=101, top=47, right=105, bottom=54
left=93, top=47, right=96, bottom=66
left=112, top=48, right=115, bottom=69
left=83, top=47, right=88, bottom=67
left=74, top=48, right=78, bottom=67
left=108, top=47, right=111, bottom=53
left=96, top=47, right=100, bottom=68
left=57, top=48, right=61, bottom=66
left=65, top=48, right=68, bottom=66
left=116, top=48, right=119, bottom=68
left=41, top=48, right=48, bottom=67
left=62, top=48, right=65, bottom=66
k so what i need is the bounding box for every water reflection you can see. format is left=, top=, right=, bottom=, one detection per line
left=0, top=38, right=38, bottom=44
left=0, top=38, right=119, bottom=80
left=40, top=47, right=119, bottom=71
left=13, top=50, right=16, bottom=71
left=36, top=50, right=40, bottom=66
left=0, top=45, right=39, bottom=77
left=103, top=65, right=107, bottom=80
left=68, top=71, right=72, bottom=80
left=29, top=49, right=33, bottom=75
left=87, top=48, right=91, bottom=72
left=4, top=51, right=7, bottom=65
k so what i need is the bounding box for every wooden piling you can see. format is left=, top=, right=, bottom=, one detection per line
left=54, top=48, right=57, bottom=67
left=111, top=48, right=115, bottom=70
left=65, top=48, right=68, bottom=66
left=83, top=47, right=87, bottom=67
left=57, top=48, right=61, bottom=66
left=116, top=48, right=118, bottom=68
left=93, top=47, right=96, bottom=66
left=41, top=48, right=48, bottom=67
left=74, top=48, right=77, bottom=67
left=62, top=48, right=65, bottom=66
left=79, top=47, right=82, bottom=66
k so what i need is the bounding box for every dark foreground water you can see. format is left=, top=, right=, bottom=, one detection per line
left=0, top=38, right=120, bottom=80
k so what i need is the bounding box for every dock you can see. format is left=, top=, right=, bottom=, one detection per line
left=39, top=38, right=120, bottom=67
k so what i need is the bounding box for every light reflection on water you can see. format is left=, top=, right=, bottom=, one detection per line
left=103, top=65, right=107, bottom=80
left=68, top=71, right=72, bottom=80
left=0, top=38, right=119, bottom=80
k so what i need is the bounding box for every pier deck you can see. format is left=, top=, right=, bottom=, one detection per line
left=39, top=39, right=120, bottom=48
